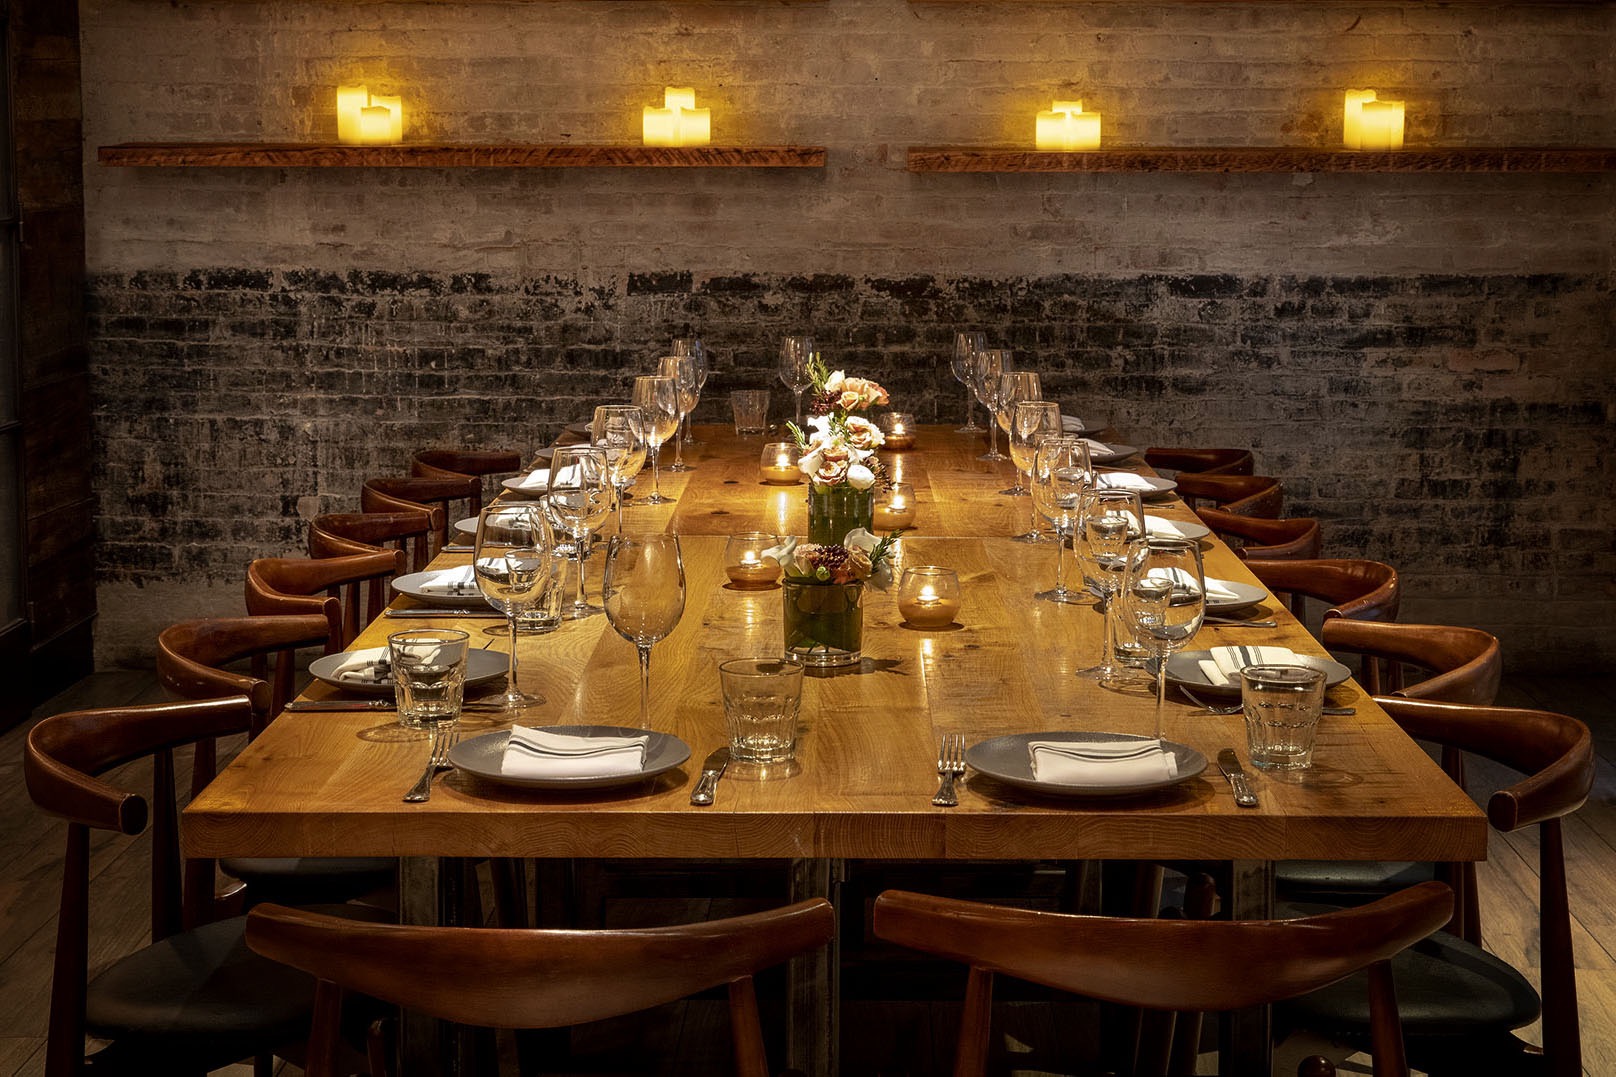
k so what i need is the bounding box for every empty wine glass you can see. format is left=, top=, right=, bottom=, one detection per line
left=1072, top=486, right=1147, bottom=689
left=474, top=505, right=554, bottom=712
left=779, top=336, right=816, bottom=429
left=972, top=349, right=1009, bottom=461
left=951, top=332, right=986, bottom=433
left=1031, top=436, right=1093, bottom=603
left=671, top=338, right=708, bottom=444
left=1121, top=536, right=1207, bottom=742
left=545, top=446, right=612, bottom=620
left=657, top=355, right=698, bottom=472
left=631, top=374, right=680, bottom=505
left=602, top=533, right=687, bottom=729
left=592, top=404, right=646, bottom=532
left=1007, top=398, right=1061, bottom=516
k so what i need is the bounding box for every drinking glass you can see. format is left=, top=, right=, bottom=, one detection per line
left=971, top=349, right=1009, bottom=461
left=671, top=338, right=708, bottom=444
left=591, top=404, right=646, bottom=532
left=1031, top=436, right=1093, bottom=603
left=631, top=374, right=680, bottom=505
left=951, top=332, right=986, bottom=433
left=545, top=446, right=612, bottom=620
left=603, top=533, right=687, bottom=729
left=388, top=628, right=469, bottom=731
left=779, top=336, right=816, bottom=429
left=1121, top=536, right=1208, bottom=742
left=1007, top=400, right=1061, bottom=540
left=1072, top=487, right=1146, bottom=688
left=657, top=355, right=698, bottom=472
left=474, top=505, right=554, bottom=711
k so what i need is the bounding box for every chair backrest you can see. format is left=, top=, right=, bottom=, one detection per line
left=1142, top=447, right=1255, bottom=477
left=1173, top=473, right=1283, bottom=518
left=362, top=475, right=479, bottom=551
left=1322, top=620, right=1501, bottom=703
left=246, top=898, right=836, bottom=1077
left=1377, top=697, right=1593, bottom=1073
left=26, top=695, right=258, bottom=1076
left=310, top=510, right=435, bottom=574
left=873, top=883, right=1453, bottom=1077
left=1244, top=557, right=1400, bottom=623
left=411, top=448, right=522, bottom=480
left=245, top=550, right=403, bottom=650
left=156, top=614, right=334, bottom=734
left=1195, top=507, right=1322, bottom=560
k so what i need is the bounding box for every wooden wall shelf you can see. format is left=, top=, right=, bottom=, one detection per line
left=906, top=146, right=1616, bottom=174
left=98, top=143, right=827, bottom=169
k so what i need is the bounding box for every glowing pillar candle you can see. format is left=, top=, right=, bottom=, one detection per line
left=338, top=85, right=404, bottom=145
left=1358, top=99, right=1405, bottom=151
left=1343, top=89, right=1378, bottom=150
left=369, top=94, right=405, bottom=143
left=643, top=86, right=712, bottom=147
left=1035, top=100, right=1102, bottom=151
left=337, top=84, right=370, bottom=145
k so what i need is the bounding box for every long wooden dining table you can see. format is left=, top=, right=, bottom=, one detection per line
left=184, top=423, right=1488, bottom=1075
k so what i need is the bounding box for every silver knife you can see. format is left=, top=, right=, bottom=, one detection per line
left=284, top=700, right=505, bottom=713
left=690, top=747, right=731, bottom=806
left=384, top=608, right=503, bottom=619
left=1217, top=748, right=1259, bottom=808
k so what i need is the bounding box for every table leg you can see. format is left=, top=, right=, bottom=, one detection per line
left=1221, top=859, right=1276, bottom=1073
left=786, top=857, right=844, bottom=1077
left=399, top=856, right=476, bottom=1076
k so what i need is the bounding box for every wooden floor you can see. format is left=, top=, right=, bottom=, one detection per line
left=1, top=671, right=1612, bottom=1076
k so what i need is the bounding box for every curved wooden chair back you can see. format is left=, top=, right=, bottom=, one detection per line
left=1142, top=447, right=1255, bottom=476
left=1195, top=507, right=1322, bottom=560
left=1322, top=620, right=1501, bottom=703
left=1245, top=557, right=1400, bottom=623
left=873, top=883, right=1453, bottom=1077
left=361, top=475, right=478, bottom=551
left=411, top=448, right=522, bottom=481
left=247, top=898, right=836, bottom=1077
left=245, top=551, right=403, bottom=650
left=309, top=511, right=435, bottom=574
left=1173, top=473, right=1283, bottom=517
left=26, top=696, right=257, bottom=1074
left=157, top=614, right=333, bottom=736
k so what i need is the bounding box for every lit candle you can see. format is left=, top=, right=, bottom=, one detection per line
left=879, top=411, right=916, bottom=451
left=1035, top=100, right=1102, bottom=151
left=725, top=532, right=784, bottom=589
left=760, top=442, right=801, bottom=485
left=873, top=482, right=916, bottom=531
left=358, top=105, right=394, bottom=145
left=339, top=85, right=404, bottom=146
left=898, top=566, right=962, bottom=629
left=337, top=85, right=370, bottom=145
left=1358, top=99, right=1405, bottom=151
left=369, top=94, right=405, bottom=143
left=643, top=86, right=712, bottom=147
left=1343, top=89, right=1378, bottom=150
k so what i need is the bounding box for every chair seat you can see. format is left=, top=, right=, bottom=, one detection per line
left=222, top=856, right=396, bottom=905
left=1276, top=859, right=1435, bottom=904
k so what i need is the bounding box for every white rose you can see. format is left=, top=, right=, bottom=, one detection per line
left=824, top=370, right=847, bottom=392
left=846, top=463, right=876, bottom=490
left=798, top=448, right=824, bottom=475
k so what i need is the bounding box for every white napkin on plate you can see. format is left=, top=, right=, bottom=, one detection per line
left=502, top=727, right=650, bottom=779
left=1079, top=438, right=1112, bottom=456
left=1199, top=645, right=1304, bottom=686
left=1145, top=516, right=1194, bottom=539
left=511, top=468, right=550, bottom=492
left=1097, top=472, right=1157, bottom=492
left=415, top=564, right=481, bottom=596
left=1028, top=739, right=1179, bottom=786
left=1143, top=568, right=1240, bottom=603
left=333, top=647, right=392, bottom=685
left=1061, top=414, right=1086, bottom=433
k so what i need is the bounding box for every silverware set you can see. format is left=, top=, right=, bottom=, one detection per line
left=931, top=733, right=966, bottom=807
left=1178, top=684, right=1354, bottom=717
left=403, top=723, right=460, bottom=803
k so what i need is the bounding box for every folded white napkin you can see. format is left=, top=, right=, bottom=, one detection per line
left=1145, top=516, right=1192, bottom=539
left=333, top=647, right=392, bottom=685
left=1097, top=472, right=1157, bottom=492
left=1079, top=438, right=1112, bottom=456
left=1061, top=414, right=1087, bottom=433
left=1143, top=568, right=1240, bottom=603
left=1028, top=739, right=1179, bottom=786
left=1198, top=645, right=1304, bottom=686
left=511, top=468, right=550, bottom=492
left=415, top=565, right=480, bottom=596
left=502, top=726, right=650, bottom=779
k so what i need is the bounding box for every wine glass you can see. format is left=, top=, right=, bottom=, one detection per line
left=1007, top=399, right=1061, bottom=530
left=971, top=349, right=1009, bottom=461
left=631, top=375, right=680, bottom=505
left=545, top=446, right=612, bottom=620
left=1072, top=486, right=1147, bottom=688
left=656, top=355, right=698, bottom=472
left=602, top=533, right=687, bottom=730
left=592, top=404, right=646, bottom=532
left=1120, top=536, right=1207, bottom=742
left=1031, top=436, right=1093, bottom=603
left=951, top=332, right=986, bottom=433
left=473, top=505, right=554, bottom=712
left=779, top=336, right=816, bottom=429
left=671, top=338, right=708, bottom=444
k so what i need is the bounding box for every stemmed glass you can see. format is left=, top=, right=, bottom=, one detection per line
left=1031, top=436, right=1093, bottom=603
left=994, top=372, right=1043, bottom=493
left=592, top=404, right=646, bottom=532
left=473, top=505, right=554, bottom=712
left=602, top=533, right=687, bottom=730
left=657, top=355, right=699, bottom=472
left=951, top=332, right=986, bottom=433
left=545, top=446, right=612, bottom=620
left=631, top=375, right=680, bottom=505
left=1072, top=486, right=1147, bottom=689
left=779, top=336, right=816, bottom=429
left=971, top=349, right=1009, bottom=461
left=1007, top=400, right=1062, bottom=539
left=1121, top=536, right=1207, bottom=742
left=671, top=338, right=708, bottom=444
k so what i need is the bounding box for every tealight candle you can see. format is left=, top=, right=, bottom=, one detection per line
left=760, top=442, right=801, bottom=485
left=873, top=482, right=917, bottom=531
left=724, top=532, right=783, bottom=589
left=898, top=566, right=961, bottom=629
left=879, top=412, right=916, bottom=451
left=643, top=86, right=712, bottom=147
left=1035, top=100, right=1102, bottom=151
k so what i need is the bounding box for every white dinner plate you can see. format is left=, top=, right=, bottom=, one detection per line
left=1061, top=415, right=1108, bottom=435
left=965, top=732, right=1207, bottom=798
left=565, top=422, right=594, bottom=437
left=392, top=569, right=496, bottom=609
left=452, top=515, right=479, bottom=540
left=1085, top=442, right=1139, bottom=466
left=1144, top=515, right=1212, bottom=541
left=1096, top=473, right=1177, bottom=501
left=500, top=469, right=550, bottom=498
left=1161, top=650, right=1353, bottom=699
left=1200, top=578, right=1269, bottom=614
left=449, top=725, right=692, bottom=790
left=308, top=646, right=510, bottom=696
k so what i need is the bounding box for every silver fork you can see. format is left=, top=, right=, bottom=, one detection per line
left=931, top=733, right=966, bottom=807
left=403, top=723, right=457, bottom=803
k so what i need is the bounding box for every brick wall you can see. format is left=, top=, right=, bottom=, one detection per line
left=78, top=0, right=1616, bottom=667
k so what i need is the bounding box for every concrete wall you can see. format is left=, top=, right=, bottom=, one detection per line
left=80, top=0, right=1616, bottom=668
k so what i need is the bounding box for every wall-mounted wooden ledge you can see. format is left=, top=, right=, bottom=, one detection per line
left=98, top=143, right=827, bottom=169
left=906, top=146, right=1616, bottom=174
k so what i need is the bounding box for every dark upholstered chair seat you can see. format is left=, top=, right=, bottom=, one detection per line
left=1278, top=858, right=1435, bottom=903
left=220, top=856, right=395, bottom=905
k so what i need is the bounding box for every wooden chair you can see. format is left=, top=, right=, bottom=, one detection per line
left=245, top=897, right=837, bottom=1077
left=1194, top=506, right=1322, bottom=561
left=1244, top=557, right=1400, bottom=624
left=361, top=475, right=479, bottom=551
left=871, top=882, right=1454, bottom=1077
left=310, top=510, right=436, bottom=574
left=1281, top=699, right=1594, bottom=1077
left=1142, top=447, right=1255, bottom=476
left=410, top=448, right=521, bottom=485
left=1173, top=473, right=1284, bottom=517
left=245, top=550, right=404, bottom=651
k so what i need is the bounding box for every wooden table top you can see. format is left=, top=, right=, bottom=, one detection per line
left=184, top=425, right=1487, bottom=864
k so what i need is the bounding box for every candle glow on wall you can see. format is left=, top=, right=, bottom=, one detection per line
left=1035, top=100, right=1102, bottom=151
left=1343, top=89, right=1404, bottom=151
left=643, top=86, right=712, bottom=147
left=337, top=85, right=405, bottom=145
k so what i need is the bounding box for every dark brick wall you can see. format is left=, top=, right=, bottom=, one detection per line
left=88, top=269, right=1616, bottom=670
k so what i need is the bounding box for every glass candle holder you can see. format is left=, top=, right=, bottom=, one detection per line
left=724, top=532, right=783, bottom=589
left=872, top=482, right=916, bottom=531
left=760, top=442, right=801, bottom=485
left=897, top=566, right=961, bottom=629
left=879, top=411, right=917, bottom=450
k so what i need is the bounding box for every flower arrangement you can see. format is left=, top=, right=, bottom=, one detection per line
left=789, top=358, right=892, bottom=490
left=768, top=527, right=902, bottom=668
left=765, top=529, right=901, bottom=588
